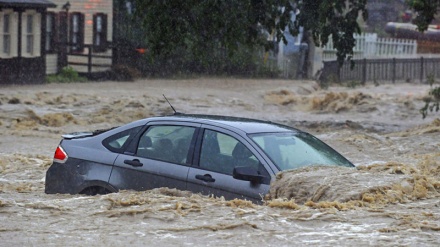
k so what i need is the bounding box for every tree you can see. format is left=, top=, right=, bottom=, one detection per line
left=406, top=0, right=440, bottom=31
left=133, top=0, right=368, bottom=66
left=407, top=0, right=440, bottom=118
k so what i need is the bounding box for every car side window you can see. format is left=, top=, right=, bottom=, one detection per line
left=102, top=126, right=143, bottom=153
left=199, top=129, right=261, bottom=175
left=137, top=125, right=195, bottom=165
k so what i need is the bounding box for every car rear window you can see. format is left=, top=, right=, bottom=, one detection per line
left=103, top=126, right=143, bottom=153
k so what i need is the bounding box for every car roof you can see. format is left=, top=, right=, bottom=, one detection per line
left=145, top=114, right=298, bottom=134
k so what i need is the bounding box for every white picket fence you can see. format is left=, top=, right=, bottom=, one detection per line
left=322, top=33, right=418, bottom=61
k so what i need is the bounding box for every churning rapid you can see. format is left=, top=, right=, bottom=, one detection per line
left=0, top=79, right=439, bottom=246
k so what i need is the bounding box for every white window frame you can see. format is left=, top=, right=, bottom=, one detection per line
left=0, top=9, right=18, bottom=58
left=21, top=10, right=41, bottom=58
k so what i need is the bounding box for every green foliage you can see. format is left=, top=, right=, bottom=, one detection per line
left=373, top=79, right=380, bottom=87
left=318, top=72, right=337, bottom=90
left=295, top=0, right=368, bottom=66
left=406, top=1, right=440, bottom=118
left=420, top=74, right=440, bottom=118
left=406, top=0, right=440, bottom=31
left=320, top=81, right=330, bottom=90
left=347, top=80, right=360, bottom=88
left=135, top=44, right=279, bottom=77
left=46, top=66, right=87, bottom=83
left=426, top=73, right=436, bottom=87
left=111, top=64, right=141, bottom=81
left=113, top=0, right=147, bottom=48
left=132, top=0, right=368, bottom=67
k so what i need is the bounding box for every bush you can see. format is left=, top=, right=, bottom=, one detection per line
left=420, top=74, right=440, bottom=118
left=110, top=64, right=142, bottom=81
left=420, top=87, right=440, bottom=118
left=134, top=44, right=280, bottom=78
left=46, top=66, right=87, bottom=83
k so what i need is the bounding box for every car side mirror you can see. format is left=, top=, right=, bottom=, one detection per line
left=233, top=166, right=264, bottom=184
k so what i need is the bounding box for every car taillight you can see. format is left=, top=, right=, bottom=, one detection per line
left=54, top=146, right=68, bottom=163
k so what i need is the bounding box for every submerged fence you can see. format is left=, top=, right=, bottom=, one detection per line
left=322, top=57, right=440, bottom=83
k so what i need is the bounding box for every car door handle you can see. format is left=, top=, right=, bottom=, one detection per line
left=124, top=159, right=143, bottom=167
left=195, top=174, right=215, bottom=183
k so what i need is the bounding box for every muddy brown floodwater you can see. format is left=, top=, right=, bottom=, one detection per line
left=1, top=79, right=439, bottom=246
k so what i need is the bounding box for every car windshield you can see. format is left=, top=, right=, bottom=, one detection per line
left=249, top=132, right=353, bottom=171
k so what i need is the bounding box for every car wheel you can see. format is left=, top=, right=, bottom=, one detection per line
left=80, top=186, right=111, bottom=196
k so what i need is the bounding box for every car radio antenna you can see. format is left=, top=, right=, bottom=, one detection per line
left=163, top=94, right=181, bottom=115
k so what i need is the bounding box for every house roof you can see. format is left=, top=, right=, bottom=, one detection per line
left=0, top=0, right=56, bottom=8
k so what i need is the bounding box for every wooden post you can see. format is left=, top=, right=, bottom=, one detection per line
left=420, top=56, right=424, bottom=83
left=88, top=45, right=92, bottom=73
left=392, top=58, right=396, bottom=84
left=362, top=58, right=367, bottom=84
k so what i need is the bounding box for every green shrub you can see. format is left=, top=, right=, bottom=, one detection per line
left=420, top=74, right=440, bottom=118
left=420, top=87, right=440, bottom=119
left=46, top=66, right=87, bottom=83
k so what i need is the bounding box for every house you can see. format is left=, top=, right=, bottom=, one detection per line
left=46, top=0, right=113, bottom=76
left=0, top=0, right=56, bottom=84
left=0, top=0, right=113, bottom=84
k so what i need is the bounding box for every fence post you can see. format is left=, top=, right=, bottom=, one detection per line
left=362, top=58, right=367, bottom=84
left=392, top=58, right=396, bottom=84
left=88, top=45, right=92, bottom=73
left=420, top=56, right=424, bottom=83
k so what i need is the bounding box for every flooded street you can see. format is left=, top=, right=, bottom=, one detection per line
left=1, top=79, right=439, bottom=246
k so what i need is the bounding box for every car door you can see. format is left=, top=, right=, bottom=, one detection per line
left=109, top=122, right=200, bottom=192
left=187, top=126, right=271, bottom=202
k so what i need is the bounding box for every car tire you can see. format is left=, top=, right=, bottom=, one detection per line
left=80, top=186, right=111, bottom=196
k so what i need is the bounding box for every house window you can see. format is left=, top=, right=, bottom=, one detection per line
left=3, top=13, right=11, bottom=54
left=1, top=10, right=18, bottom=58
left=26, top=14, right=34, bottom=54
left=21, top=10, right=41, bottom=57
left=70, top=12, right=84, bottom=52
left=93, top=13, right=107, bottom=52
left=46, top=12, right=56, bottom=53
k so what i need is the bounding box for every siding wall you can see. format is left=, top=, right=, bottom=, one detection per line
left=46, top=54, right=57, bottom=74
left=47, top=0, right=113, bottom=74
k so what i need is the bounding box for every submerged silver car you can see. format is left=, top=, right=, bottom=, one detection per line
left=45, top=114, right=353, bottom=202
